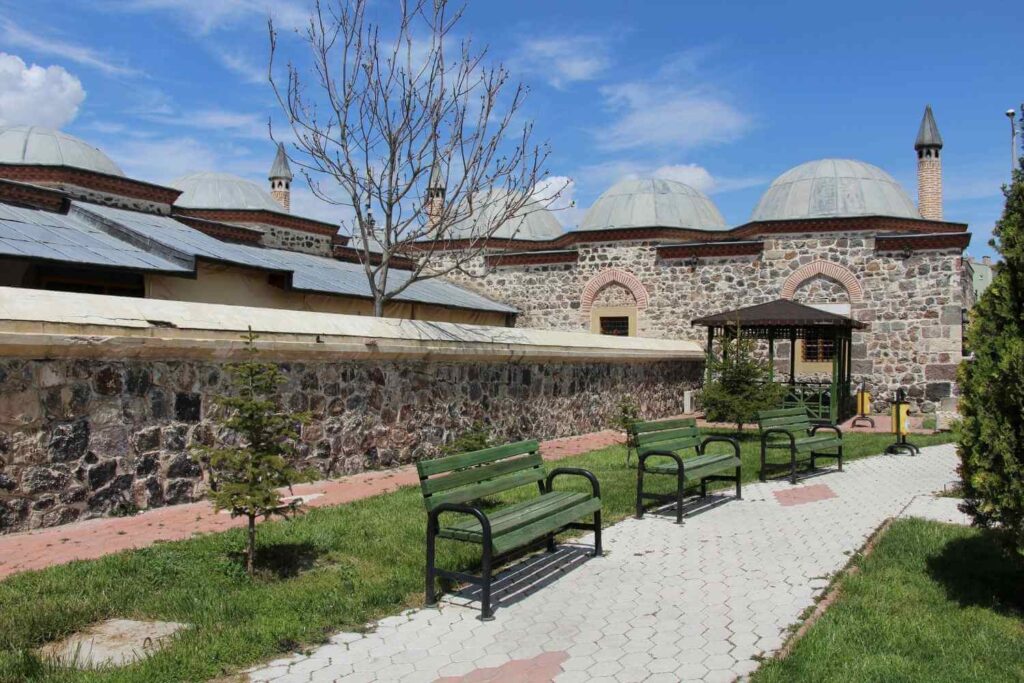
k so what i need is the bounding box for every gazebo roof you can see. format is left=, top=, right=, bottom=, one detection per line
left=692, top=299, right=866, bottom=329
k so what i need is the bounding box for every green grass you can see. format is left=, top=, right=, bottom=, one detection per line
left=753, top=518, right=1024, bottom=683
left=0, top=430, right=954, bottom=682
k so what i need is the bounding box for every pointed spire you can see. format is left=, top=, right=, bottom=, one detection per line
left=915, top=105, right=943, bottom=150
left=427, top=154, right=445, bottom=193
left=269, top=142, right=293, bottom=181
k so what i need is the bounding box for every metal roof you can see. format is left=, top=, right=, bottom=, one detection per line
left=269, top=143, right=293, bottom=180
left=0, top=126, right=125, bottom=177
left=915, top=106, right=943, bottom=150
left=750, top=159, right=919, bottom=222
left=449, top=190, right=564, bottom=241
left=170, top=172, right=285, bottom=212
left=0, top=202, right=187, bottom=272
left=692, top=299, right=866, bottom=329
left=578, top=178, right=727, bottom=232
left=13, top=202, right=514, bottom=313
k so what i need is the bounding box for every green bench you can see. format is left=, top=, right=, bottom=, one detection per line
left=757, top=407, right=843, bottom=484
left=417, top=439, right=602, bottom=620
left=631, top=417, right=741, bottom=523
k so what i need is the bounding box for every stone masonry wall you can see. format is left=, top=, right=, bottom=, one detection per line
left=0, top=356, right=701, bottom=533
left=260, top=225, right=332, bottom=256
left=443, top=233, right=965, bottom=412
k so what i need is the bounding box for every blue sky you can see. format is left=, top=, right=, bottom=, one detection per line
left=0, top=0, right=1020, bottom=258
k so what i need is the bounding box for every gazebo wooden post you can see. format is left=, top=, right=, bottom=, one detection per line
left=830, top=327, right=840, bottom=423
left=788, top=327, right=796, bottom=386
left=706, top=326, right=715, bottom=384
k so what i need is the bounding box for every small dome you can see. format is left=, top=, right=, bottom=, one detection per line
left=170, top=172, right=283, bottom=212
left=449, top=190, right=563, bottom=241
left=751, top=158, right=919, bottom=222
left=0, top=125, right=124, bottom=176
left=579, top=178, right=727, bottom=232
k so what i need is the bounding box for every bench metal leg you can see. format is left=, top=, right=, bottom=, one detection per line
left=479, top=543, right=494, bottom=621
left=676, top=471, right=685, bottom=524
left=735, top=465, right=742, bottom=499
left=593, top=510, right=602, bottom=556
left=838, top=445, right=843, bottom=471
left=759, top=442, right=767, bottom=482
left=546, top=532, right=556, bottom=553
left=635, top=465, right=645, bottom=519
left=790, top=449, right=798, bottom=485
left=425, top=523, right=438, bottom=607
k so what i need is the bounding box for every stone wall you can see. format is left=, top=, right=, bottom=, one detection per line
left=443, top=232, right=966, bottom=412
left=260, top=225, right=332, bottom=256
left=0, top=355, right=701, bottom=533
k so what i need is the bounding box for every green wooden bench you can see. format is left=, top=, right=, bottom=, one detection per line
left=757, top=407, right=843, bottom=485
left=417, top=439, right=602, bottom=620
left=631, top=417, right=741, bottom=523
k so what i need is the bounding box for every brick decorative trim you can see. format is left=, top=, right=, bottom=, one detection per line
left=174, top=208, right=339, bottom=236
left=0, top=178, right=69, bottom=213
left=0, top=164, right=181, bottom=205
left=173, top=216, right=264, bottom=245
left=657, top=240, right=764, bottom=260
left=580, top=268, right=649, bottom=314
left=780, top=260, right=865, bottom=303
left=875, top=232, right=970, bottom=252
left=485, top=250, right=579, bottom=267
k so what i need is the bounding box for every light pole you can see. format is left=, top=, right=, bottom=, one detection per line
left=1009, top=108, right=1019, bottom=177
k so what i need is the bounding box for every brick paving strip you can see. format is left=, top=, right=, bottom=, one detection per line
left=246, top=444, right=960, bottom=683
left=0, top=430, right=624, bottom=580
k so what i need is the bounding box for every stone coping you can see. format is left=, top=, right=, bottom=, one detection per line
left=0, top=287, right=703, bottom=363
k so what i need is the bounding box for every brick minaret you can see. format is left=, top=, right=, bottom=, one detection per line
left=915, top=105, right=943, bottom=220
left=426, top=157, right=445, bottom=228
left=269, top=142, right=293, bottom=213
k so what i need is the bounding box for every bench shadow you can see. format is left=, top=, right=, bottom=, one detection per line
left=644, top=492, right=735, bottom=521
left=445, top=544, right=594, bottom=613
left=925, top=532, right=1024, bottom=618
left=759, top=463, right=839, bottom=485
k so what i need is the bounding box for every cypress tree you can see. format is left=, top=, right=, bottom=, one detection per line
left=957, top=163, right=1024, bottom=552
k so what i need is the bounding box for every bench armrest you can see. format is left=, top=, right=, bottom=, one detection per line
left=428, top=502, right=492, bottom=541
left=699, top=435, right=740, bottom=459
left=638, top=449, right=685, bottom=476
left=761, top=427, right=797, bottom=450
left=546, top=467, right=601, bottom=498
left=810, top=424, right=843, bottom=438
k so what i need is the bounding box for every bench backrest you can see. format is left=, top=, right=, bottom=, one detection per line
left=416, top=440, right=544, bottom=511
left=631, top=417, right=701, bottom=455
left=756, top=407, right=813, bottom=434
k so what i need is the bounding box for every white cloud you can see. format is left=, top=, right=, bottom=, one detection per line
left=113, top=0, right=308, bottom=34
left=1, top=20, right=138, bottom=77
left=532, top=175, right=578, bottom=228
left=598, top=83, right=750, bottom=152
left=213, top=48, right=266, bottom=85
left=511, top=36, right=611, bottom=89
left=575, top=160, right=763, bottom=197
left=0, top=53, right=86, bottom=129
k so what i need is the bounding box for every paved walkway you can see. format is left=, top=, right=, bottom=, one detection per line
left=0, top=430, right=624, bottom=579
left=247, top=444, right=960, bottom=683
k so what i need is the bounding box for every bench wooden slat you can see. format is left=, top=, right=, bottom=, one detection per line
left=758, top=407, right=808, bottom=419
left=420, top=452, right=543, bottom=495
left=632, top=417, right=697, bottom=434
left=424, top=468, right=544, bottom=510
left=645, top=453, right=740, bottom=478
left=417, top=440, right=540, bottom=477
left=759, top=414, right=812, bottom=430
left=638, top=437, right=701, bottom=455
left=636, top=426, right=700, bottom=447
left=438, top=491, right=591, bottom=541
left=492, top=498, right=603, bottom=555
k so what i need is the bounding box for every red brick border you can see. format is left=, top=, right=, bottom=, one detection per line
left=779, top=260, right=865, bottom=303
left=580, top=268, right=649, bottom=315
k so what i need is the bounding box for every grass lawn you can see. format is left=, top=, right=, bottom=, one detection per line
left=752, top=518, right=1024, bottom=683
left=0, top=429, right=953, bottom=682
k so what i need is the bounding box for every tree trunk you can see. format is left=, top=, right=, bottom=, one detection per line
left=373, top=297, right=384, bottom=318
left=246, top=514, right=257, bottom=576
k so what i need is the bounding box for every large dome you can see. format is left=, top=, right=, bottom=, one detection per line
left=171, top=172, right=283, bottom=212
left=579, top=178, right=727, bottom=232
left=449, top=190, right=563, bottom=241
left=0, top=125, right=124, bottom=177
left=751, top=158, right=919, bottom=222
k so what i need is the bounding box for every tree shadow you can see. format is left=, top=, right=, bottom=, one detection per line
left=925, top=531, right=1024, bottom=617
left=228, top=542, right=325, bottom=580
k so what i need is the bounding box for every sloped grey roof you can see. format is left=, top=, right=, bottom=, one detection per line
left=29, top=202, right=514, bottom=313
left=449, top=190, right=563, bottom=241
left=0, top=202, right=186, bottom=272
left=578, top=178, right=727, bottom=232
left=269, top=143, right=293, bottom=180
left=170, top=172, right=284, bottom=212
left=915, top=105, right=943, bottom=150
left=750, top=158, right=919, bottom=222
left=0, top=126, right=125, bottom=177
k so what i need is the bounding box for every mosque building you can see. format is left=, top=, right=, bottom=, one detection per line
left=0, top=107, right=970, bottom=413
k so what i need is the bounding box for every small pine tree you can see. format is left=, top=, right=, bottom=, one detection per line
left=957, top=163, right=1024, bottom=552
left=701, top=323, right=786, bottom=431
left=197, top=329, right=313, bottom=575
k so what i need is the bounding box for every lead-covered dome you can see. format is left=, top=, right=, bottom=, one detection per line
left=0, top=125, right=124, bottom=176
left=170, top=172, right=284, bottom=212
left=751, top=158, right=919, bottom=222
left=579, top=178, right=727, bottom=232
left=449, top=190, right=563, bottom=241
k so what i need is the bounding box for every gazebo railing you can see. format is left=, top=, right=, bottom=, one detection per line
left=756, top=380, right=854, bottom=423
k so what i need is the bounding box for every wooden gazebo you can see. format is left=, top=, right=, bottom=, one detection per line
left=692, top=299, right=867, bottom=424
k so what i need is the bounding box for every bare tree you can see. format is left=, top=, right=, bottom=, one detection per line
left=269, top=0, right=564, bottom=317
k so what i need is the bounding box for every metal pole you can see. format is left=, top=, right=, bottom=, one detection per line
left=1008, top=108, right=1018, bottom=178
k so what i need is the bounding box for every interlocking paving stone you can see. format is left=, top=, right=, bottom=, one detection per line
left=246, top=444, right=958, bottom=683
